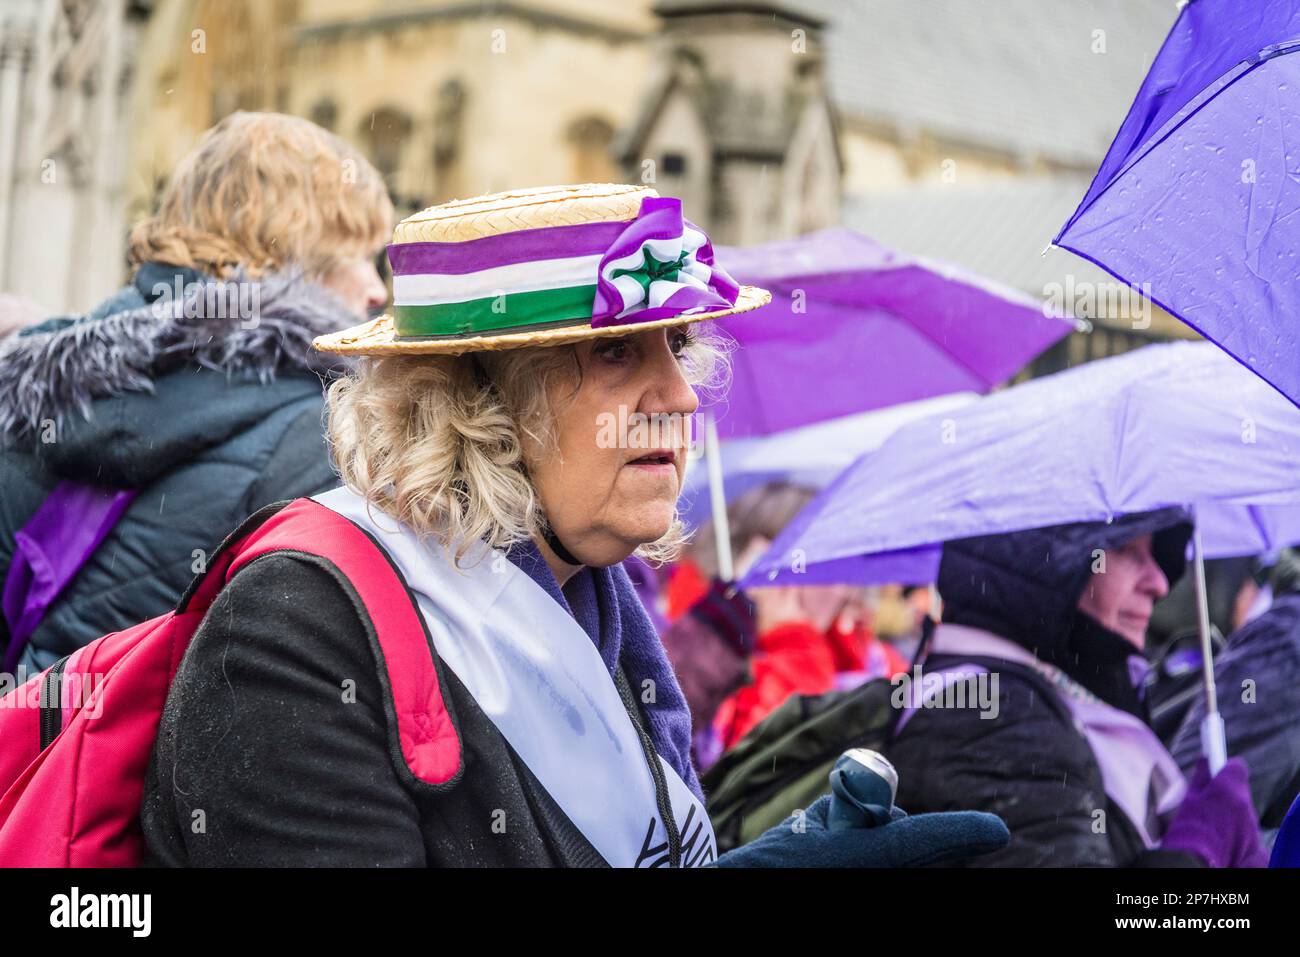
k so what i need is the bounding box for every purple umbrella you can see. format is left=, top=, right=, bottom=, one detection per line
left=709, top=227, right=1075, bottom=440
left=1055, top=0, right=1300, bottom=406
left=741, top=502, right=1300, bottom=591
left=694, top=227, right=1072, bottom=579
left=745, top=342, right=1300, bottom=589
left=744, top=341, right=1300, bottom=771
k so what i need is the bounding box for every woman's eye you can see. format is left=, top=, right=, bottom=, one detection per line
left=670, top=331, right=692, bottom=357
left=595, top=338, right=631, bottom=362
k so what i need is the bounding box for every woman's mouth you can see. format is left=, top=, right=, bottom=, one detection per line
left=1118, top=609, right=1152, bottom=634
left=626, top=450, right=677, bottom=470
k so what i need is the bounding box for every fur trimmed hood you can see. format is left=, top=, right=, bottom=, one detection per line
left=0, top=269, right=357, bottom=442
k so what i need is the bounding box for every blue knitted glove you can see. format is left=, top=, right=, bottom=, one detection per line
left=715, top=795, right=1009, bottom=868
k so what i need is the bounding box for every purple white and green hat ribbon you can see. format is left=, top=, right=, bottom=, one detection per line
left=386, top=196, right=741, bottom=339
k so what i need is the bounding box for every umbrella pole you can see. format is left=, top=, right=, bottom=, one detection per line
left=702, top=411, right=734, bottom=583
left=1191, top=513, right=1227, bottom=774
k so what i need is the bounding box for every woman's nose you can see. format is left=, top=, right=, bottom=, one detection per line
left=644, top=336, right=700, bottom=417
left=365, top=270, right=389, bottom=311
left=1142, top=559, right=1170, bottom=600
left=651, top=362, right=700, bottom=423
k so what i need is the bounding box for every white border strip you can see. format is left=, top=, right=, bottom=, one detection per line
left=393, top=253, right=603, bottom=306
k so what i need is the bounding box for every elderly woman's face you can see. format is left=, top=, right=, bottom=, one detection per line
left=528, top=327, right=700, bottom=567
left=1077, top=533, right=1170, bottom=648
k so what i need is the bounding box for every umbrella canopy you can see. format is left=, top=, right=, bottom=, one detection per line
left=744, top=342, right=1300, bottom=588
left=707, top=228, right=1075, bottom=439
left=678, top=392, right=978, bottom=529
left=1055, top=0, right=1300, bottom=406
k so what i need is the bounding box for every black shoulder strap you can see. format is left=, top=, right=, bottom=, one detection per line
left=613, top=665, right=682, bottom=867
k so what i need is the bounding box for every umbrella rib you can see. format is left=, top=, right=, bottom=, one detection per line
left=1246, top=503, right=1271, bottom=555
left=902, top=311, right=1000, bottom=391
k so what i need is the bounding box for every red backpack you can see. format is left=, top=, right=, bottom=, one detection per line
left=0, top=498, right=461, bottom=867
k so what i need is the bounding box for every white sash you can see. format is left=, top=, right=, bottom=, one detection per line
left=314, top=487, right=716, bottom=867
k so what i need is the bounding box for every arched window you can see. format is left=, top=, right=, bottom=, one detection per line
left=433, top=79, right=465, bottom=169
left=359, top=106, right=412, bottom=187
left=309, top=98, right=338, bottom=132
left=566, top=115, right=617, bottom=183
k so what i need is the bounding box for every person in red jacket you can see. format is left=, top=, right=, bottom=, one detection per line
left=711, top=580, right=908, bottom=750
left=660, top=482, right=912, bottom=763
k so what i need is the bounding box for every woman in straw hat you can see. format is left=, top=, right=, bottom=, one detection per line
left=140, top=184, right=1008, bottom=867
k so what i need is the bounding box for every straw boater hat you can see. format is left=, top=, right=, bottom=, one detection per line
left=312, top=183, right=770, bottom=356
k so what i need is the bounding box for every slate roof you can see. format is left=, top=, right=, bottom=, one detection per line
left=801, top=0, right=1180, bottom=168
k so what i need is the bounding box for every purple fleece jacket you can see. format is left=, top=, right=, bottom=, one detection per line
left=506, top=539, right=703, bottom=802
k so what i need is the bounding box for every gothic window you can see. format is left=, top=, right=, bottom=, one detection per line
left=433, top=79, right=465, bottom=169
left=567, top=115, right=617, bottom=183
left=359, top=106, right=412, bottom=186
left=310, top=98, right=337, bottom=132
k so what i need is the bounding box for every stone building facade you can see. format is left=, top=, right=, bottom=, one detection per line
left=3, top=0, right=1188, bottom=360
left=122, top=0, right=841, bottom=248
left=1, top=0, right=151, bottom=315
left=615, top=1, right=841, bottom=246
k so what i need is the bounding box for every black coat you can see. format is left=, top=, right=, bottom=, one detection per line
left=888, top=509, right=1200, bottom=866
left=140, top=537, right=703, bottom=867
left=141, top=551, right=609, bottom=867
left=0, top=264, right=356, bottom=672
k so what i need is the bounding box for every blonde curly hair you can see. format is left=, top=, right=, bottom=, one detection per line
left=326, top=331, right=730, bottom=567
left=130, top=111, right=394, bottom=280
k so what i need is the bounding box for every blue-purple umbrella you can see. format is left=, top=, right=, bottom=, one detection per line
left=678, top=392, right=977, bottom=531
left=744, top=343, right=1300, bottom=589
left=744, top=342, right=1300, bottom=771
left=1055, top=0, right=1300, bottom=406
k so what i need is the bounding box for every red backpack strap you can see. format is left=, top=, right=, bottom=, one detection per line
left=187, top=498, right=462, bottom=790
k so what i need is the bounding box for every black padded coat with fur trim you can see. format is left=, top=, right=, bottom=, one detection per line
left=0, top=263, right=356, bottom=672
